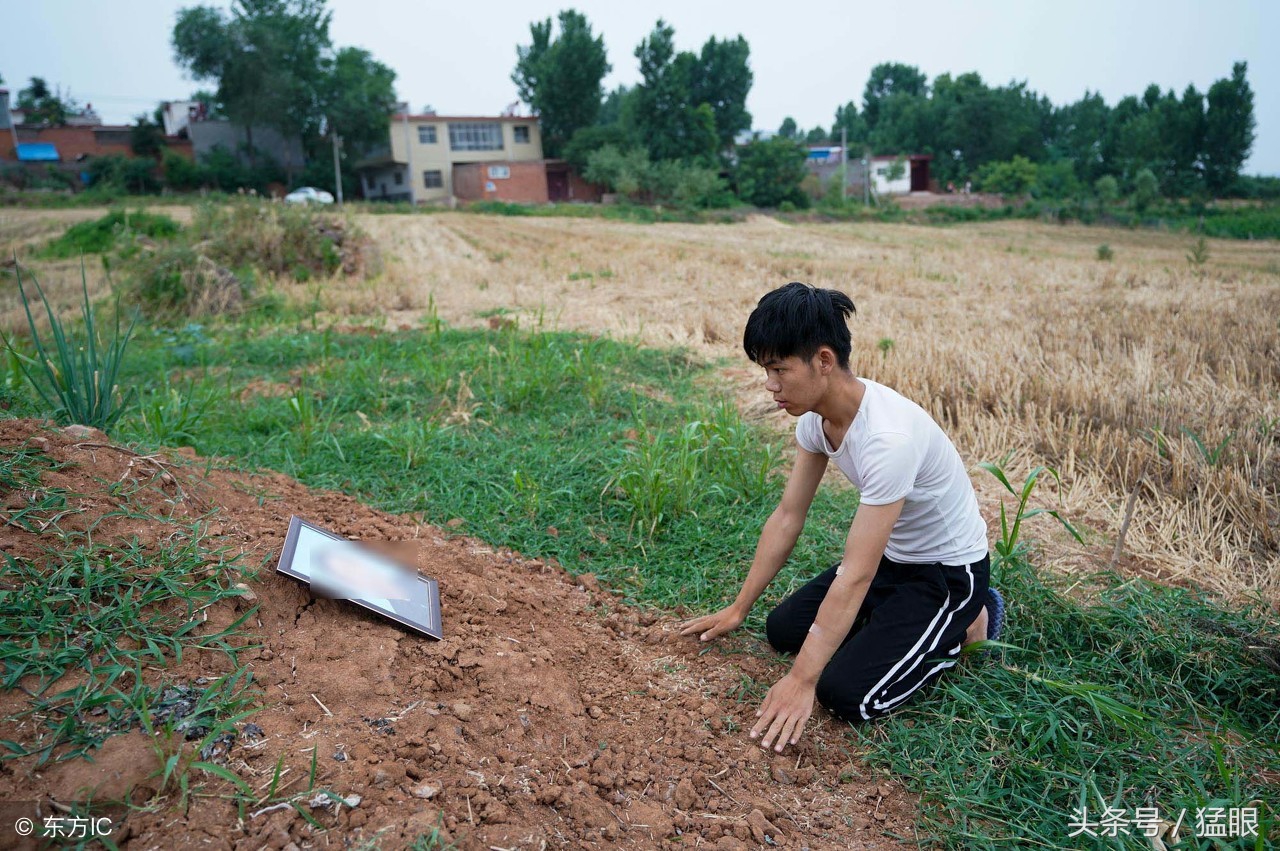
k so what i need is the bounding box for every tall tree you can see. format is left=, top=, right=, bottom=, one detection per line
left=862, top=62, right=927, bottom=132
left=689, top=35, right=752, bottom=151
left=832, top=101, right=868, bottom=148
left=1203, top=61, right=1255, bottom=195
left=319, top=47, right=397, bottom=153
left=173, top=0, right=332, bottom=176
left=632, top=21, right=716, bottom=163
left=777, top=117, right=798, bottom=139
left=513, top=10, right=610, bottom=158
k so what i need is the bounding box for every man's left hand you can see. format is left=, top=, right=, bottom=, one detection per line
left=750, top=673, right=816, bottom=753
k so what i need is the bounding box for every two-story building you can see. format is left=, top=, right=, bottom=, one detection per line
left=357, top=112, right=597, bottom=205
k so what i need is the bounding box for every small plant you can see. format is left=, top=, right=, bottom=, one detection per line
left=877, top=337, right=895, bottom=360
left=977, top=460, right=1083, bottom=563
left=1181, top=426, right=1232, bottom=467
left=1096, top=243, right=1114, bottom=261
left=2, top=263, right=138, bottom=432
left=1187, top=235, right=1210, bottom=267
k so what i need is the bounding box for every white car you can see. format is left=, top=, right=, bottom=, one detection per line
left=284, top=186, right=335, bottom=204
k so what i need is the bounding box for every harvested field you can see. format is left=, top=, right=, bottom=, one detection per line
left=0, top=420, right=916, bottom=849
left=358, top=213, right=1280, bottom=607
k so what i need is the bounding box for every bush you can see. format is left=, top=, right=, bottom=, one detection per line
left=37, top=209, right=182, bottom=259
left=162, top=151, right=203, bottom=192
left=121, top=199, right=372, bottom=318
left=584, top=145, right=649, bottom=197
left=1094, top=175, right=1120, bottom=204
left=978, top=156, right=1039, bottom=196
left=1132, top=168, right=1160, bottom=213
left=1096, top=243, right=1114, bottom=261
left=584, top=146, right=732, bottom=209
left=85, top=155, right=161, bottom=194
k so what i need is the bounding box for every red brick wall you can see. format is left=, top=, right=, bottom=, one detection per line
left=454, top=161, right=549, bottom=203
left=8, top=126, right=131, bottom=161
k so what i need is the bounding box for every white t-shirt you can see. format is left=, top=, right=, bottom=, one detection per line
left=795, top=378, right=988, bottom=565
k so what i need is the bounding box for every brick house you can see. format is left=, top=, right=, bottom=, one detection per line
left=356, top=112, right=598, bottom=205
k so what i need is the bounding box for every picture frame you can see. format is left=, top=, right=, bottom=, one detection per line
left=276, top=515, right=443, bottom=639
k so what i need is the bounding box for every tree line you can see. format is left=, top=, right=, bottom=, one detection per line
left=515, top=12, right=1260, bottom=205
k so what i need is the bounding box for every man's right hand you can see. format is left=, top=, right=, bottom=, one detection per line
left=678, top=604, right=747, bottom=642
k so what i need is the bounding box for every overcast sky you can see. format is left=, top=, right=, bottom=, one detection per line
left=4, top=0, right=1276, bottom=174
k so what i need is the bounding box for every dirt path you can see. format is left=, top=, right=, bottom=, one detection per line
left=1, top=420, right=922, bottom=849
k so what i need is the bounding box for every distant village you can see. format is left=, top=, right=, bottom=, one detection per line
left=0, top=90, right=925, bottom=206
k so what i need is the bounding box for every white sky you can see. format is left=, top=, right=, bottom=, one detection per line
left=4, top=0, right=1276, bottom=174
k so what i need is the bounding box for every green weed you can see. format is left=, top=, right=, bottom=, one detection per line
left=3, top=264, right=138, bottom=432
left=976, top=459, right=1083, bottom=560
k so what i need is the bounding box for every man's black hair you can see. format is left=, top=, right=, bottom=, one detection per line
left=743, top=282, right=857, bottom=368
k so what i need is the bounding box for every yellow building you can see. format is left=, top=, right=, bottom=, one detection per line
left=357, top=113, right=543, bottom=204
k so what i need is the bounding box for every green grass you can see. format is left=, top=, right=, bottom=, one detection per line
left=0, top=519, right=258, bottom=765
left=7, top=316, right=1277, bottom=846
left=35, top=209, right=181, bottom=259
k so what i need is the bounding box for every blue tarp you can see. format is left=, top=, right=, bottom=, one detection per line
left=16, top=143, right=59, bottom=162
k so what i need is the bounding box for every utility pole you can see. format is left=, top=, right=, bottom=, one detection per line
left=330, top=123, right=343, bottom=205
left=400, top=104, right=417, bottom=206
left=841, top=126, right=847, bottom=202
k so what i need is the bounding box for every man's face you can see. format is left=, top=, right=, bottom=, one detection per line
left=761, top=353, right=824, bottom=416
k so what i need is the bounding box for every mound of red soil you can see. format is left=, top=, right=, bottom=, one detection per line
left=0, top=419, right=917, bottom=849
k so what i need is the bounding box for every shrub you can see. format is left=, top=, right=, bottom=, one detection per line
left=38, top=209, right=182, bottom=259
left=1096, top=243, right=1114, bottom=261
left=584, top=145, right=649, bottom=197
left=1132, top=168, right=1160, bottom=213
left=1094, top=175, right=1120, bottom=204
left=162, top=151, right=203, bottom=191
left=978, top=156, right=1039, bottom=197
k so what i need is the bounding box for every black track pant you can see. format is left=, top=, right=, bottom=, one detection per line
left=766, top=554, right=990, bottom=722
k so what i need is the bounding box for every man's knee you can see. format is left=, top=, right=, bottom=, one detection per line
left=765, top=603, right=804, bottom=655
left=815, top=669, right=873, bottom=723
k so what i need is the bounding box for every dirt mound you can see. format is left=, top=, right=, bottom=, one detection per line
left=0, top=419, right=916, bottom=849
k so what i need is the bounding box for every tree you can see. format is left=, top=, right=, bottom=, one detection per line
left=733, top=136, right=808, bottom=208
left=862, top=63, right=927, bottom=132
left=130, top=114, right=167, bottom=158
left=632, top=21, right=718, bottom=163
left=777, top=117, right=798, bottom=139
left=173, top=0, right=333, bottom=177
left=319, top=47, right=397, bottom=154
left=1094, top=175, right=1119, bottom=204
left=16, top=77, right=78, bottom=125
left=513, top=10, right=610, bottom=158
left=689, top=35, right=752, bottom=151
left=1203, top=61, right=1255, bottom=195
left=832, top=101, right=867, bottom=148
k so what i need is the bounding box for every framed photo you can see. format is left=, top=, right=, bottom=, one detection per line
left=276, top=515, right=442, bottom=639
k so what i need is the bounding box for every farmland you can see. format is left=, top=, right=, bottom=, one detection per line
left=2, top=206, right=1278, bottom=849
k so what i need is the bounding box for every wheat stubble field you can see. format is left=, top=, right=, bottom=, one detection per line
left=4, top=208, right=1278, bottom=606
left=350, top=212, right=1280, bottom=608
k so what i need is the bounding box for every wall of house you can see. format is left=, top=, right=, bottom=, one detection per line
left=871, top=157, right=913, bottom=195
left=453, top=161, right=549, bottom=203
left=189, top=120, right=305, bottom=171
left=360, top=165, right=412, bottom=202
left=9, top=126, right=132, bottom=162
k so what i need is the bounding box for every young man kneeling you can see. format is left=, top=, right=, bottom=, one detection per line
left=680, top=282, right=1003, bottom=752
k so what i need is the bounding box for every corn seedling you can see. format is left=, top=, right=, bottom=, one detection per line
left=2, top=262, right=138, bottom=431
left=976, top=460, right=1083, bottom=563
left=1181, top=426, right=1233, bottom=467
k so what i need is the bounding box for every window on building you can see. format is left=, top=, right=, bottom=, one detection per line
left=513, top=125, right=531, bottom=144
left=417, top=125, right=437, bottom=144
left=393, top=170, right=403, bottom=185
left=448, top=122, right=504, bottom=151
left=423, top=170, right=443, bottom=189
left=487, top=165, right=510, bottom=179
